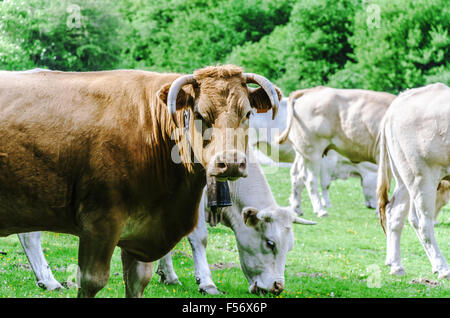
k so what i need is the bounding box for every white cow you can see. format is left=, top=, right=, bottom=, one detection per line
left=156, top=150, right=316, bottom=295
left=377, top=82, right=450, bottom=279
left=277, top=87, right=396, bottom=217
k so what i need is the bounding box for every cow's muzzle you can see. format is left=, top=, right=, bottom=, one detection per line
left=208, top=150, right=247, bottom=181
left=270, top=281, right=284, bottom=295
left=249, top=281, right=284, bottom=296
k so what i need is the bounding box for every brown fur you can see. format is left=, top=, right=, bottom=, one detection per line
left=193, top=64, right=244, bottom=80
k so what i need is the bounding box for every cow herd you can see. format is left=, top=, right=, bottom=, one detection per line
left=0, top=66, right=448, bottom=297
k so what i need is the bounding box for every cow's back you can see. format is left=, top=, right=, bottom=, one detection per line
left=293, top=87, right=395, bottom=163
left=384, top=83, right=450, bottom=166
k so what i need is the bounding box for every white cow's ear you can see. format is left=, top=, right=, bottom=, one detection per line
left=242, top=207, right=260, bottom=227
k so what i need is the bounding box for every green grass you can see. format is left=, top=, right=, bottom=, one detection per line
left=0, top=165, right=449, bottom=298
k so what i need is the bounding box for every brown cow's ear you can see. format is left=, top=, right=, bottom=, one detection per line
left=248, top=86, right=283, bottom=113
left=157, top=83, right=195, bottom=110
left=242, top=207, right=260, bottom=227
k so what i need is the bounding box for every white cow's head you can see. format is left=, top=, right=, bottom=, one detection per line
left=357, top=163, right=378, bottom=209
left=235, top=206, right=316, bottom=295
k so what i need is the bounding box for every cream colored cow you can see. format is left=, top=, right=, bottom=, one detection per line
left=377, top=83, right=450, bottom=279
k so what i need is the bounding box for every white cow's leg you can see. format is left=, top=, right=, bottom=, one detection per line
left=156, top=252, right=181, bottom=285
left=320, top=164, right=332, bottom=208
left=301, top=155, right=328, bottom=217
left=18, top=232, right=63, bottom=290
left=289, top=155, right=305, bottom=216
left=384, top=185, right=409, bottom=276
left=121, top=248, right=153, bottom=298
left=409, top=178, right=450, bottom=279
left=408, top=204, right=434, bottom=262
left=360, top=174, right=377, bottom=209
left=188, top=208, right=220, bottom=295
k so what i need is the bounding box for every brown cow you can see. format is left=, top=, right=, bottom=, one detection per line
left=0, top=65, right=281, bottom=297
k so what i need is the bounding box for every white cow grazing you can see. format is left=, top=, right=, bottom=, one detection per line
left=278, top=87, right=396, bottom=217
left=156, top=150, right=316, bottom=295
left=377, top=82, right=450, bottom=279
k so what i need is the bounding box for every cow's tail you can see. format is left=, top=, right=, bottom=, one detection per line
left=276, top=89, right=308, bottom=144
left=376, top=121, right=390, bottom=235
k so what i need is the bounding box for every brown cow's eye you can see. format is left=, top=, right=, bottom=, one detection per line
left=194, top=111, right=203, bottom=121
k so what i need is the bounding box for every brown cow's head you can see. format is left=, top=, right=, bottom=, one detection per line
left=158, top=65, right=281, bottom=181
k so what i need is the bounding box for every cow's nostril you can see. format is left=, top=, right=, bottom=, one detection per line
left=216, top=162, right=227, bottom=169
left=239, top=162, right=246, bottom=169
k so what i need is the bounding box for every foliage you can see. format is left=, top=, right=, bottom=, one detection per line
left=227, top=0, right=361, bottom=93
left=226, top=24, right=289, bottom=88
left=339, top=0, right=450, bottom=93
left=0, top=0, right=125, bottom=71
left=1, top=0, right=447, bottom=93
left=276, top=0, right=361, bottom=93
left=119, top=0, right=294, bottom=73
left=0, top=36, right=34, bottom=70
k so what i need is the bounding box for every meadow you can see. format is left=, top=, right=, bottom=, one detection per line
left=0, top=165, right=448, bottom=298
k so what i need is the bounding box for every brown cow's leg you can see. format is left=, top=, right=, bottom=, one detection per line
left=77, top=235, right=120, bottom=298
left=121, top=248, right=153, bottom=298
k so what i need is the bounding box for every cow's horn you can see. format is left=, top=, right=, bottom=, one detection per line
left=244, top=73, right=280, bottom=120
left=167, top=74, right=196, bottom=123
left=293, top=216, right=317, bottom=225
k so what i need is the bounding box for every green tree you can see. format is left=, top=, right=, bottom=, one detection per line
left=226, top=25, right=289, bottom=87
left=278, top=0, right=361, bottom=92
left=336, top=0, right=450, bottom=93
left=226, top=0, right=361, bottom=94
left=120, top=0, right=294, bottom=73
left=0, top=0, right=125, bottom=71
left=0, top=36, right=34, bottom=70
